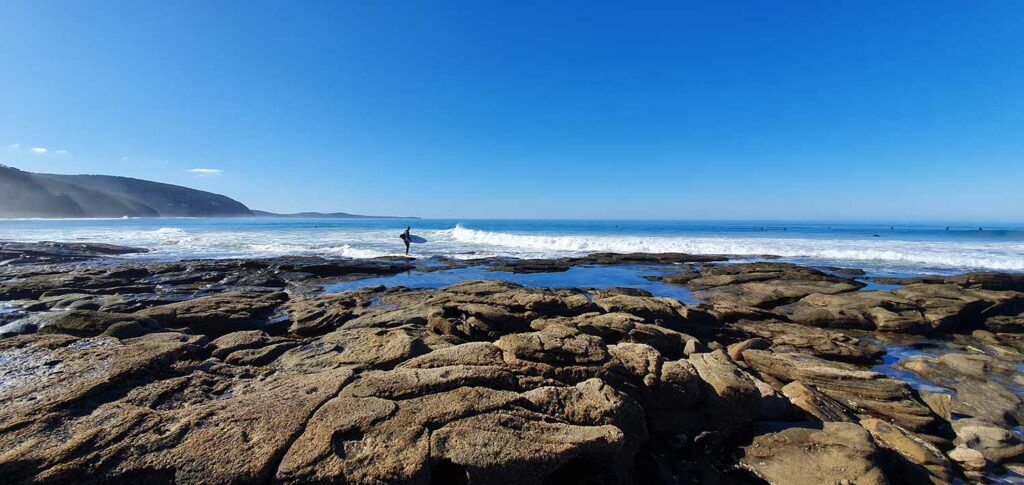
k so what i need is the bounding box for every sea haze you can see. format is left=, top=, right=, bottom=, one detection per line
left=1, top=218, right=1022, bottom=276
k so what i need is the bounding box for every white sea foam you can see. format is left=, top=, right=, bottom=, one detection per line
left=2, top=221, right=1022, bottom=273
left=448, top=225, right=1024, bottom=272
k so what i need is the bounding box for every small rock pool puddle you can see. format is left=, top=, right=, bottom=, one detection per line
left=872, top=341, right=1024, bottom=401
left=870, top=342, right=1024, bottom=483
left=855, top=279, right=903, bottom=292
left=871, top=345, right=955, bottom=395
left=324, top=264, right=700, bottom=304
left=367, top=297, right=398, bottom=311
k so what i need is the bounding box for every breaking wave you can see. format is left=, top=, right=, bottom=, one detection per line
left=3, top=218, right=1023, bottom=274
left=449, top=225, right=1024, bottom=272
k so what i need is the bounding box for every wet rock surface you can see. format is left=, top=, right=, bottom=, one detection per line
left=1, top=250, right=1024, bottom=483
left=658, top=262, right=1024, bottom=337
left=0, top=241, right=148, bottom=266
left=895, top=351, right=1024, bottom=428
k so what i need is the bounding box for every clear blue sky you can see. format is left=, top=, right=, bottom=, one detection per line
left=2, top=1, right=1022, bottom=220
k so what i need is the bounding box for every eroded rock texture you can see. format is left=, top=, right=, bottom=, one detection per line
left=2, top=254, right=1023, bottom=483
left=0, top=272, right=746, bottom=484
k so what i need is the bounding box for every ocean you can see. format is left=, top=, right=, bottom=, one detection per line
left=2, top=218, right=1023, bottom=276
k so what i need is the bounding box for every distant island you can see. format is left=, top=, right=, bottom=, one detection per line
left=0, top=165, right=415, bottom=219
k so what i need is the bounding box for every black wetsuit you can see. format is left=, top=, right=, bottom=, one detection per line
left=401, top=229, right=411, bottom=254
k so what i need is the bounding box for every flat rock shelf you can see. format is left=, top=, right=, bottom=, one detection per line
left=2, top=242, right=1024, bottom=483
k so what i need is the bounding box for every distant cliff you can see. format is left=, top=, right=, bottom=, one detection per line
left=0, top=165, right=253, bottom=218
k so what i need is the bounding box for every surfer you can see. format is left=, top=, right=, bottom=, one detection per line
left=400, top=226, right=411, bottom=255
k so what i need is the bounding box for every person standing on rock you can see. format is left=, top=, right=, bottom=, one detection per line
left=400, top=226, right=411, bottom=255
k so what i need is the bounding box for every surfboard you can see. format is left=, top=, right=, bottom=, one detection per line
left=400, top=234, right=427, bottom=244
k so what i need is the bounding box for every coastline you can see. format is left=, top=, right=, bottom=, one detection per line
left=6, top=1, right=1022, bottom=483
left=2, top=242, right=1024, bottom=482
left=3, top=218, right=1024, bottom=274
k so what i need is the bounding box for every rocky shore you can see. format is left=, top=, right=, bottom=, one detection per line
left=2, top=243, right=1024, bottom=483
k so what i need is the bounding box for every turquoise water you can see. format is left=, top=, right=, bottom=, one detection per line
left=2, top=218, right=1023, bottom=275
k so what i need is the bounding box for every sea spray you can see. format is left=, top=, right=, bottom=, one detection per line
left=447, top=224, right=1024, bottom=272
left=2, top=218, right=1022, bottom=274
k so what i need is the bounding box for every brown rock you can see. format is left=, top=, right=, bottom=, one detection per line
left=495, top=324, right=610, bottom=366
left=732, top=320, right=884, bottom=363
left=946, top=272, right=1024, bottom=292
left=37, top=310, right=161, bottom=338
left=522, top=377, right=647, bottom=460
left=947, top=444, right=988, bottom=475
left=0, top=332, right=199, bottom=435
left=223, top=341, right=298, bottom=366
left=688, top=263, right=865, bottom=310
left=773, top=291, right=927, bottom=332
left=682, top=338, right=706, bottom=357
left=953, top=417, right=1024, bottom=464
left=984, top=314, right=1024, bottom=333
left=781, top=381, right=857, bottom=423
left=429, top=411, right=627, bottom=484
left=136, top=291, right=288, bottom=336
left=0, top=332, right=342, bottom=483
left=340, top=366, right=518, bottom=401
left=285, top=293, right=361, bottom=336
left=209, top=329, right=273, bottom=358
left=744, top=350, right=938, bottom=432
left=739, top=422, right=888, bottom=485
left=533, top=312, right=700, bottom=359
left=398, top=342, right=507, bottom=369
left=592, top=295, right=688, bottom=326
left=896, top=355, right=1024, bottom=427
left=726, top=337, right=769, bottom=362
left=892, top=284, right=1011, bottom=333
left=688, top=350, right=760, bottom=431
left=276, top=327, right=432, bottom=371
left=920, top=392, right=953, bottom=422
left=861, top=418, right=952, bottom=485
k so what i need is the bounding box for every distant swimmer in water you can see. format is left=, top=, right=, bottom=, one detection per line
left=946, top=226, right=950, bottom=231
left=400, top=226, right=411, bottom=255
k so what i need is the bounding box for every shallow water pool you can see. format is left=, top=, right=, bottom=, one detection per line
left=855, top=279, right=903, bottom=292
left=324, top=264, right=700, bottom=304
left=871, top=345, right=955, bottom=395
